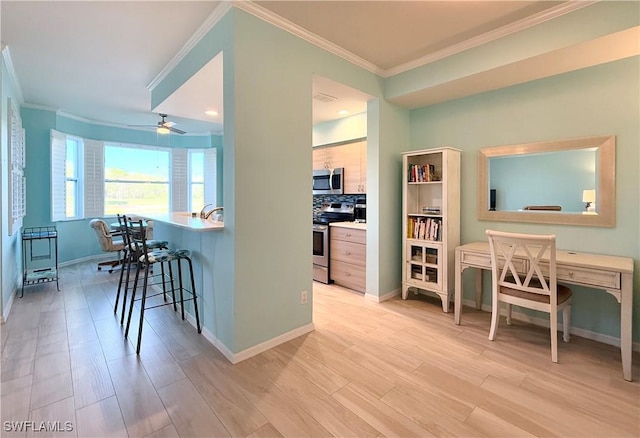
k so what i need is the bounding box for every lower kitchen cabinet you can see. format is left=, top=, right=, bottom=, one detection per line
left=330, top=224, right=366, bottom=293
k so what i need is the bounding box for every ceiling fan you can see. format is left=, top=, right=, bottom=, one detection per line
left=128, top=113, right=186, bottom=135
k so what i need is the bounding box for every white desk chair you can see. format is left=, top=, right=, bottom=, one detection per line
left=486, top=230, right=572, bottom=363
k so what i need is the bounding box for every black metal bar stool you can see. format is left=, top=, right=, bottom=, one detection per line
left=124, top=219, right=201, bottom=354
left=114, top=214, right=169, bottom=325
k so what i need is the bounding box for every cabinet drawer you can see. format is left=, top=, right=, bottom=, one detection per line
left=331, top=227, right=366, bottom=244
left=331, top=260, right=366, bottom=293
left=541, top=263, right=621, bottom=289
left=330, top=240, right=366, bottom=266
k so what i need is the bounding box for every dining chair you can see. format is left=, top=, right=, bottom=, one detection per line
left=486, top=229, right=572, bottom=363
left=89, top=219, right=125, bottom=273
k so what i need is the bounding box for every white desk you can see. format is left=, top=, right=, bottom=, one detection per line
left=454, top=241, right=634, bottom=381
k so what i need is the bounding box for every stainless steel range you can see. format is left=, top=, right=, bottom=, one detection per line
left=313, top=202, right=354, bottom=283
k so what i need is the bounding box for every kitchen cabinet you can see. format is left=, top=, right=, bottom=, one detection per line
left=401, top=147, right=460, bottom=312
left=330, top=223, right=366, bottom=293
left=312, top=140, right=366, bottom=194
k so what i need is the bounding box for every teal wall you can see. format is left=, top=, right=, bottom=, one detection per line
left=20, top=107, right=221, bottom=264
left=1, top=53, right=23, bottom=319
left=152, top=8, right=409, bottom=354
left=313, top=112, right=367, bottom=146
left=409, top=56, right=640, bottom=341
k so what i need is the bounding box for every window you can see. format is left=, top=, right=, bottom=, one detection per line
left=189, top=150, right=204, bottom=211
left=65, top=138, right=81, bottom=218
left=50, top=130, right=216, bottom=220
left=104, top=144, right=170, bottom=215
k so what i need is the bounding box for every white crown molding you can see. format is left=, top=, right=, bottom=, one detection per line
left=385, top=0, right=599, bottom=77
left=147, top=1, right=233, bottom=91
left=236, top=0, right=597, bottom=79
left=22, top=104, right=218, bottom=136
left=1, top=46, right=25, bottom=104
left=234, top=1, right=384, bottom=76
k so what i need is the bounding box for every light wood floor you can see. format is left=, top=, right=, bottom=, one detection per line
left=1, top=261, right=639, bottom=437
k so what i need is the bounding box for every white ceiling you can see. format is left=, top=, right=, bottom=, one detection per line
left=2, top=1, right=632, bottom=136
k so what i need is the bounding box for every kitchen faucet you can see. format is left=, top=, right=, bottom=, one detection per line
left=199, top=204, right=213, bottom=219
left=203, top=206, right=224, bottom=220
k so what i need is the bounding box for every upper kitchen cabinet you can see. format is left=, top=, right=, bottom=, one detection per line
left=312, top=140, right=366, bottom=194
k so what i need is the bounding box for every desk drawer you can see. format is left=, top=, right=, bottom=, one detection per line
left=541, top=263, right=621, bottom=289
left=558, top=265, right=620, bottom=289
left=460, top=251, right=527, bottom=272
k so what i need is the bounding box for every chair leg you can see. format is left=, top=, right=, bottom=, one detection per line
left=168, top=261, right=177, bottom=311
left=506, top=303, right=513, bottom=325
left=177, top=260, right=185, bottom=321
left=488, top=299, right=500, bottom=341
left=121, top=257, right=136, bottom=326
left=136, top=263, right=151, bottom=354
left=124, top=262, right=141, bottom=337
left=562, top=305, right=571, bottom=343
left=186, top=257, right=201, bottom=333
left=550, top=311, right=558, bottom=363
left=114, top=250, right=128, bottom=314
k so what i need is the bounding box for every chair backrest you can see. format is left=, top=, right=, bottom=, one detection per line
left=89, top=219, right=117, bottom=252
left=486, top=229, right=557, bottom=301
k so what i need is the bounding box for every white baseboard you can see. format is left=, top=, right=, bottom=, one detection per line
left=177, top=300, right=315, bottom=364
left=1, top=286, right=18, bottom=323
left=462, top=298, right=640, bottom=352
left=365, top=288, right=401, bottom=303
left=58, top=253, right=114, bottom=268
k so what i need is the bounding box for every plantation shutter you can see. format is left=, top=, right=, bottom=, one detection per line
left=203, top=148, right=217, bottom=205
left=50, top=130, right=67, bottom=221
left=171, top=148, right=188, bottom=212
left=84, top=139, right=104, bottom=218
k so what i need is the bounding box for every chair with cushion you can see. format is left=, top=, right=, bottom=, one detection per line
left=89, top=219, right=125, bottom=273
left=486, top=229, right=572, bottom=363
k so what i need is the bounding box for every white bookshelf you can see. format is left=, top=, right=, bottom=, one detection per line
left=401, top=147, right=460, bottom=312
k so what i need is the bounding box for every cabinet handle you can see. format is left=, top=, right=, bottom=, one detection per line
left=345, top=233, right=351, bottom=237
left=568, top=271, right=574, bottom=277
left=345, top=272, right=351, bottom=277
left=345, top=251, right=351, bottom=255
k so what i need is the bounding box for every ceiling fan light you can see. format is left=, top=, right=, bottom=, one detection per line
left=157, top=126, right=170, bottom=135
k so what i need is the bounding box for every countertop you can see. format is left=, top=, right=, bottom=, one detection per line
left=329, top=221, right=367, bottom=230
left=144, top=212, right=224, bottom=232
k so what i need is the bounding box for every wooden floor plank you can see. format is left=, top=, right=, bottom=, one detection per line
left=2, top=262, right=638, bottom=438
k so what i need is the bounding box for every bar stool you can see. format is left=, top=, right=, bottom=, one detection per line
left=124, top=219, right=201, bottom=354
left=114, top=214, right=169, bottom=324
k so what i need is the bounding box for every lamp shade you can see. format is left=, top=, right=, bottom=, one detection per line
left=582, top=189, right=596, bottom=203
left=156, top=126, right=170, bottom=135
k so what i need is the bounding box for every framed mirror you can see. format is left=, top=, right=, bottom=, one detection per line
left=477, top=135, right=615, bottom=227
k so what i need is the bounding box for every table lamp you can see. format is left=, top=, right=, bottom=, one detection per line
left=582, top=189, right=596, bottom=211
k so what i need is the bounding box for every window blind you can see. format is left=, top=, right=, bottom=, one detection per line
left=204, top=148, right=217, bottom=205
left=50, top=130, right=67, bottom=221
left=84, top=139, right=104, bottom=217
left=171, top=148, right=188, bottom=212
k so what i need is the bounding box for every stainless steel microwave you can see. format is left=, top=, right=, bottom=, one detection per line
left=313, top=168, right=344, bottom=195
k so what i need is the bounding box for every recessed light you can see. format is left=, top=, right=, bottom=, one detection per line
left=205, top=110, right=219, bottom=117
left=338, top=110, right=349, bottom=116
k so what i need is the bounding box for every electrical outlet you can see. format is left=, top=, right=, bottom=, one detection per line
left=300, top=290, right=308, bottom=304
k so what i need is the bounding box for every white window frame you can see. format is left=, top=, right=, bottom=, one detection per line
left=65, top=137, right=84, bottom=220
left=188, top=149, right=205, bottom=211
left=51, top=131, right=217, bottom=220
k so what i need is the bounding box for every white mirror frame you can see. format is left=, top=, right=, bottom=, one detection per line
left=478, top=135, right=615, bottom=227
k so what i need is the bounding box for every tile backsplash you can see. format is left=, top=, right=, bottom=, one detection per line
left=313, top=194, right=365, bottom=213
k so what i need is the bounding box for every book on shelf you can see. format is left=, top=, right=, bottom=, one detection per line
left=408, top=163, right=436, bottom=182
left=407, top=217, right=442, bottom=241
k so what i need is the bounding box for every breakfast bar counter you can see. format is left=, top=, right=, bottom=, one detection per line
left=141, top=212, right=227, bottom=349
left=143, top=212, right=224, bottom=231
